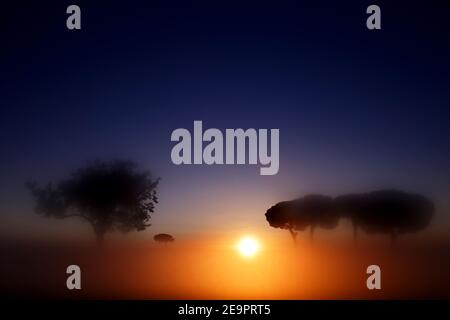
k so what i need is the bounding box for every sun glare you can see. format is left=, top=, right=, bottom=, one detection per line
left=237, top=236, right=260, bottom=257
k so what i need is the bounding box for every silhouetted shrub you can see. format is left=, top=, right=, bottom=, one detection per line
left=154, top=233, right=175, bottom=244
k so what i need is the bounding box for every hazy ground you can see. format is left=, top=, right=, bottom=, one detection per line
left=1, top=235, right=450, bottom=299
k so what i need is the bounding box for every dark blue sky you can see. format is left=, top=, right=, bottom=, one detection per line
left=1, top=1, right=450, bottom=234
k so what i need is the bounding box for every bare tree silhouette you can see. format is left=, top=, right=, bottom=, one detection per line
left=27, top=160, right=160, bottom=246
left=154, top=233, right=175, bottom=244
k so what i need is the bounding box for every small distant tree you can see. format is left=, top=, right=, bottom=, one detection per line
left=154, top=233, right=175, bottom=244
left=27, top=160, right=160, bottom=246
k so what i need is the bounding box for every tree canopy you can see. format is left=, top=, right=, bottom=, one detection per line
left=266, top=190, right=434, bottom=245
left=265, top=194, right=336, bottom=244
left=28, top=160, right=160, bottom=245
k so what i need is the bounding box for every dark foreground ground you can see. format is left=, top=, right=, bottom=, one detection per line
left=1, top=237, right=450, bottom=299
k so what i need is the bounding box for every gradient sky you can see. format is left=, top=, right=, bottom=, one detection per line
left=1, top=1, right=450, bottom=237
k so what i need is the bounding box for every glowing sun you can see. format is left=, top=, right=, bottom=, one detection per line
left=237, top=236, right=260, bottom=257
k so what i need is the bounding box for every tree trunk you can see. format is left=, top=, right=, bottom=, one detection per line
left=288, top=228, right=298, bottom=245
left=93, top=224, right=106, bottom=247
left=390, top=231, right=397, bottom=247
left=352, top=222, right=358, bottom=243
left=95, top=232, right=105, bottom=247
left=310, top=225, right=315, bottom=242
